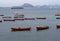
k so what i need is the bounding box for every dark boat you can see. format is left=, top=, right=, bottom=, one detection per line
left=0, top=15, right=4, bottom=16
left=0, top=20, right=2, bottom=22
left=14, top=18, right=24, bottom=20
left=2, top=16, right=12, bottom=18
left=3, top=19, right=15, bottom=21
left=56, top=17, right=60, bottom=19
left=36, top=26, right=49, bottom=31
left=11, top=27, right=31, bottom=31
left=11, top=7, right=24, bottom=9
left=24, top=18, right=35, bottom=20
left=36, top=17, right=46, bottom=19
left=56, top=25, right=60, bottom=29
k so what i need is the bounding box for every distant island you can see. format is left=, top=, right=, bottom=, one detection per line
left=11, top=3, right=60, bottom=9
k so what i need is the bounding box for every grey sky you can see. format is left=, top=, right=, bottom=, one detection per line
left=0, top=0, right=60, bottom=7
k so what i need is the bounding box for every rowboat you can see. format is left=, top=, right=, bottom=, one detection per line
left=56, top=25, right=60, bottom=29
left=11, top=27, right=31, bottom=31
left=36, top=26, right=49, bottom=31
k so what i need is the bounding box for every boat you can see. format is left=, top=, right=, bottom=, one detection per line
left=36, top=17, right=46, bottom=19
left=36, top=26, right=49, bottom=31
left=56, top=17, right=60, bottom=19
left=11, top=27, right=31, bottom=31
left=2, top=16, right=15, bottom=21
left=0, top=14, right=4, bottom=16
left=14, top=13, right=24, bottom=18
left=0, top=20, right=2, bottom=22
left=56, top=25, right=60, bottom=28
left=11, top=7, right=24, bottom=9
left=2, top=16, right=12, bottom=18
left=14, top=18, right=24, bottom=20
left=55, top=14, right=60, bottom=16
left=24, top=18, right=35, bottom=20
left=14, top=13, right=24, bottom=20
left=3, top=19, right=15, bottom=21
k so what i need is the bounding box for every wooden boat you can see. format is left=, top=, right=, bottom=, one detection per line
left=55, top=14, right=60, bottom=16
left=2, top=16, right=12, bottom=18
left=56, top=17, right=60, bottom=19
left=36, top=26, right=49, bottom=31
left=36, top=17, right=46, bottom=19
left=3, top=19, right=15, bottom=21
left=24, top=18, right=35, bottom=20
left=14, top=18, right=24, bottom=20
left=0, top=20, right=2, bottom=22
left=11, top=27, right=31, bottom=31
left=56, top=25, right=60, bottom=28
left=14, top=13, right=24, bottom=18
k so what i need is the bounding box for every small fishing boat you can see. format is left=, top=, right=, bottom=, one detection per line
left=14, top=13, right=24, bottom=18
left=14, top=18, right=24, bottom=20
left=0, top=14, right=4, bottom=16
left=11, top=7, right=24, bottom=9
left=2, top=16, right=12, bottom=18
left=36, top=26, right=49, bottom=31
left=11, top=27, right=31, bottom=31
left=24, top=18, right=35, bottom=20
left=55, top=14, right=60, bottom=16
left=56, top=25, right=60, bottom=29
left=3, top=19, right=15, bottom=21
left=56, top=17, right=60, bottom=19
left=0, top=20, right=2, bottom=22
left=36, top=17, right=46, bottom=19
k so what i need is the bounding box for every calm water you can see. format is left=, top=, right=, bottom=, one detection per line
left=0, top=8, right=60, bottom=41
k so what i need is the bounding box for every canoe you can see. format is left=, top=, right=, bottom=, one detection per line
left=56, top=25, right=60, bottom=28
left=11, top=27, right=31, bottom=31
left=36, top=26, right=49, bottom=31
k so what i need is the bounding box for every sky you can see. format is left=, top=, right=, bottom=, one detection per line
left=0, top=0, right=60, bottom=7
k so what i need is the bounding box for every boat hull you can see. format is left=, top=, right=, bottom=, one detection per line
left=56, top=25, right=60, bottom=28
left=36, top=26, right=49, bottom=31
left=11, top=27, right=31, bottom=31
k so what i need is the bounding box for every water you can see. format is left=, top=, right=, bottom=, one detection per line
left=0, top=8, right=60, bottom=41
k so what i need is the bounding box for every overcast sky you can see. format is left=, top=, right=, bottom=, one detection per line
left=0, top=0, right=60, bottom=7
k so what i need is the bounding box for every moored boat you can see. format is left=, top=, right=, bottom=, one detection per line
left=36, top=26, right=49, bottom=31
left=2, top=16, right=12, bottom=18
left=56, top=25, right=60, bottom=29
left=14, top=18, right=24, bottom=20
left=0, top=14, right=4, bottom=16
left=3, top=19, right=15, bottom=21
left=11, top=27, right=31, bottom=31
left=14, top=13, right=24, bottom=18
left=24, top=18, right=35, bottom=20
left=55, top=14, right=60, bottom=16
left=36, top=17, right=46, bottom=19
left=56, top=17, right=60, bottom=19
left=0, top=20, right=2, bottom=22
